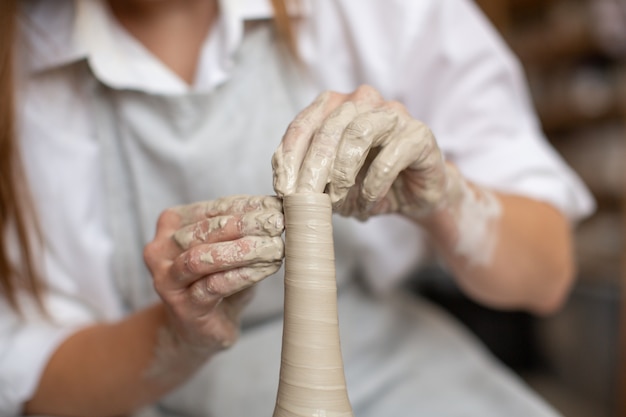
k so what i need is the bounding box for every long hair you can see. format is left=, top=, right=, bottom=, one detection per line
left=270, top=0, right=299, bottom=57
left=0, top=0, right=298, bottom=312
left=0, top=0, right=45, bottom=312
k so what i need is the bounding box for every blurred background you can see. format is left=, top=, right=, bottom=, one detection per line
left=411, top=1, right=626, bottom=416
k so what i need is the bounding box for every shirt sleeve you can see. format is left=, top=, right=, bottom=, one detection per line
left=395, top=0, right=595, bottom=222
left=304, top=0, right=594, bottom=222
left=0, top=291, right=94, bottom=416
left=302, top=0, right=595, bottom=292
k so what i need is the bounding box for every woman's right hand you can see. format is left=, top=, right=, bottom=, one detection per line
left=144, top=195, right=284, bottom=355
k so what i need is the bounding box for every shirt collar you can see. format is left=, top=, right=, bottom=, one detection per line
left=18, top=0, right=85, bottom=75
left=75, top=0, right=273, bottom=93
left=23, top=0, right=305, bottom=93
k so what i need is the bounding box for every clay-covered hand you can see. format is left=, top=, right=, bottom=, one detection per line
left=144, top=195, right=284, bottom=354
left=272, top=85, right=451, bottom=221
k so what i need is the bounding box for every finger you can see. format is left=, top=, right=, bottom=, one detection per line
left=327, top=109, right=399, bottom=207
left=187, top=262, right=281, bottom=307
left=169, top=236, right=284, bottom=289
left=174, top=195, right=282, bottom=226
left=294, top=101, right=360, bottom=194
left=272, top=92, right=346, bottom=196
left=173, top=210, right=284, bottom=250
left=360, top=120, right=434, bottom=212
left=294, top=86, right=386, bottom=194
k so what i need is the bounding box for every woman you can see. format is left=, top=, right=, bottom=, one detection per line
left=2, top=0, right=593, bottom=416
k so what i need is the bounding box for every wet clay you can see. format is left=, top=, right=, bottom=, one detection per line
left=174, top=210, right=284, bottom=249
left=443, top=164, right=502, bottom=266
left=273, top=193, right=354, bottom=417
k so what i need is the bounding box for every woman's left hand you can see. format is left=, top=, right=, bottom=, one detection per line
left=144, top=195, right=284, bottom=354
left=272, top=85, right=450, bottom=221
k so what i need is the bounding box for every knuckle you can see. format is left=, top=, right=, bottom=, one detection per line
left=213, top=197, right=233, bottom=215
left=318, top=90, right=337, bottom=103
left=317, top=121, right=342, bottom=141
left=354, top=84, right=382, bottom=102
left=204, top=276, right=225, bottom=297
left=316, top=90, right=347, bottom=111
left=189, top=278, right=219, bottom=305
left=223, top=268, right=247, bottom=283
left=174, top=221, right=208, bottom=249
left=345, top=117, right=375, bottom=138
left=332, top=101, right=357, bottom=118
left=249, top=210, right=285, bottom=236
left=270, top=236, right=285, bottom=260
left=331, top=166, right=351, bottom=185
left=360, top=183, right=380, bottom=203
left=407, top=119, right=432, bottom=139
left=143, top=241, right=158, bottom=266
left=214, top=241, right=247, bottom=266
left=189, top=283, right=207, bottom=304
left=367, top=157, right=396, bottom=187
left=182, top=248, right=208, bottom=276
left=376, top=159, right=395, bottom=176
left=262, top=195, right=283, bottom=211
left=385, top=100, right=408, bottom=113
left=156, top=208, right=179, bottom=231
left=194, top=219, right=213, bottom=242
left=286, top=117, right=313, bottom=136
left=246, top=195, right=263, bottom=209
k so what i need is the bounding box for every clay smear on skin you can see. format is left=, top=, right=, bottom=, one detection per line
left=445, top=166, right=502, bottom=266
left=276, top=97, right=447, bottom=221
left=199, top=236, right=284, bottom=266
left=272, top=92, right=338, bottom=196
left=273, top=87, right=383, bottom=197
left=175, top=195, right=283, bottom=225
left=148, top=198, right=284, bottom=383
left=174, top=210, right=284, bottom=249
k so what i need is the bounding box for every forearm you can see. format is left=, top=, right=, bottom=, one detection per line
left=24, top=303, right=209, bottom=417
left=269, top=85, right=578, bottom=313
left=420, top=164, right=575, bottom=315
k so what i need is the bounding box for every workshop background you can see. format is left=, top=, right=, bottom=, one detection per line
left=411, top=1, right=626, bottom=416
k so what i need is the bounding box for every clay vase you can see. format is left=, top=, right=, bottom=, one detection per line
left=272, top=193, right=354, bottom=417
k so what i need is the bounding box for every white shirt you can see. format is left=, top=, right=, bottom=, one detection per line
left=3, top=0, right=594, bottom=415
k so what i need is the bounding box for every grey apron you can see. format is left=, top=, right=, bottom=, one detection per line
left=90, top=22, right=561, bottom=417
